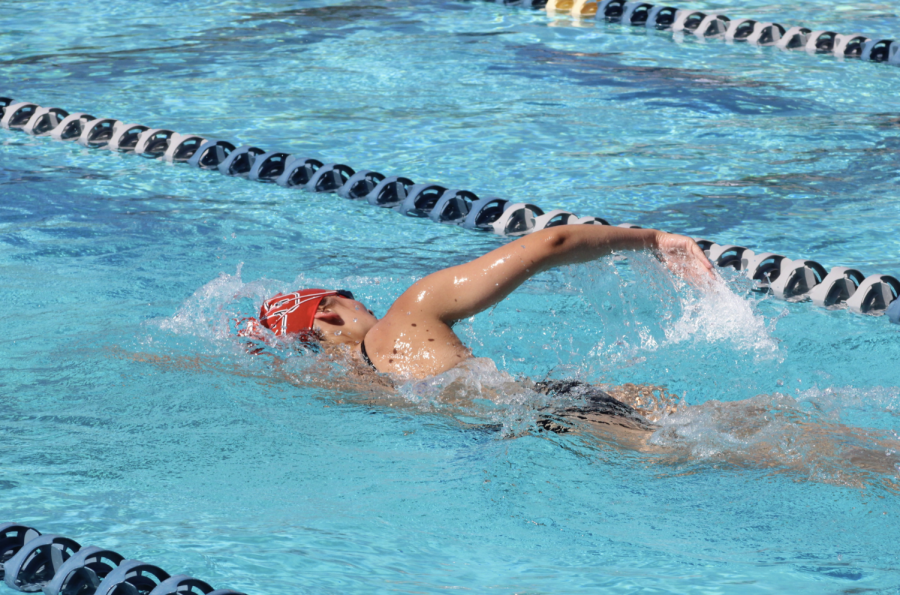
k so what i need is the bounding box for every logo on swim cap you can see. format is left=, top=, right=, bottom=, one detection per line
left=257, top=289, right=340, bottom=337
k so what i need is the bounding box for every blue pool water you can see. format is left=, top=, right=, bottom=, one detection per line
left=2, top=0, right=900, bottom=593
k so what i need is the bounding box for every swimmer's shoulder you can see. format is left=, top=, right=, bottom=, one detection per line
left=363, top=313, right=471, bottom=379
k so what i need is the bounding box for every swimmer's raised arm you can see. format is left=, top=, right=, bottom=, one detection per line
left=301, top=226, right=710, bottom=377
left=386, top=226, right=711, bottom=325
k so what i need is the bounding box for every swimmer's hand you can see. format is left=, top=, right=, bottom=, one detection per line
left=654, top=232, right=715, bottom=283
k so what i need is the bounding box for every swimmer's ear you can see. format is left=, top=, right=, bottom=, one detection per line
left=313, top=311, right=343, bottom=325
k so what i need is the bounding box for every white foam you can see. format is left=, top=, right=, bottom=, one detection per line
left=568, top=255, right=784, bottom=370
left=398, top=358, right=547, bottom=436
left=663, top=272, right=782, bottom=357
left=156, top=263, right=272, bottom=343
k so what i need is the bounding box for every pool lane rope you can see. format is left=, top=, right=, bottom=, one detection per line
left=0, top=523, right=245, bottom=595
left=480, top=0, right=900, bottom=67
left=2, top=98, right=899, bottom=325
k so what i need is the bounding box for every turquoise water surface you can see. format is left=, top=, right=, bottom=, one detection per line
left=2, top=0, right=900, bottom=593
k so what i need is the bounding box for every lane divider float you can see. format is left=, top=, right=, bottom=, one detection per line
left=0, top=523, right=245, bottom=595
left=1, top=97, right=897, bottom=323
left=480, top=0, right=900, bottom=68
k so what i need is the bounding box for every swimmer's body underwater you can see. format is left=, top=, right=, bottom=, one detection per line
left=240, top=225, right=713, bottom=435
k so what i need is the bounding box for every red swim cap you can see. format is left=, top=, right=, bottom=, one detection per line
left=257, top=289, right=340, bottom=337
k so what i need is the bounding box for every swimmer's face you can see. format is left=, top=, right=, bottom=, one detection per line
left=312, top=294, right=378, bottom=346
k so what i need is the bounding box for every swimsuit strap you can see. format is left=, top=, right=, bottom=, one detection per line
left=359, top=340, right=377, bottom=371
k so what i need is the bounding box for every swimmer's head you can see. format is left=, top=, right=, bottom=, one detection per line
left=241, top=288, right=377, bottom=347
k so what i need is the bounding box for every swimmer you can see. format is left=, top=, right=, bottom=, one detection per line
left=239, top=226, right=712, bottom=434
left=145, top=223, right=900, bottom=487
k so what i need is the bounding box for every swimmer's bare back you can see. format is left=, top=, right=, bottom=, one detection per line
left=360, top=226, right=712, bottom=378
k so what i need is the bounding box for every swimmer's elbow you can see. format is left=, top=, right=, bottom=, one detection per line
left=538, top=227, right=576, bottom=262
left=532, top=226, right=603, bottom=268
left=546, top=229, right=568, bottom=249
left=538, top=228, right=570, bottom=252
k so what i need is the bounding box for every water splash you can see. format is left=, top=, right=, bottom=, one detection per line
left=155, top=263, right=272, bottom=344
left=562, top=254, right=785, bottom=397
left=152, top=267, right=401, bottom=345
left=398, top=358, right=550, bottom=436
left=663, top=269, right=782, bottom=357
